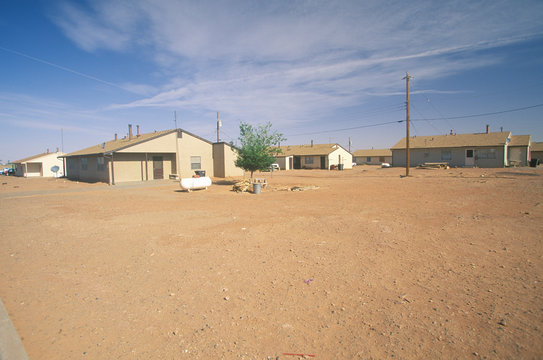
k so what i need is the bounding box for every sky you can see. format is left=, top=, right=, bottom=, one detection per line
left=1, top=0, right=543, bottom=163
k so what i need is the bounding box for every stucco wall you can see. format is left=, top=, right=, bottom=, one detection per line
left=212, top=143, right=244, bottom=178
left=329, top=148, right=353, bottom=169
left=392, top=147, right=506, bottom=168
left=177, top=133, right=213, bottom=178
left=16, top=153, right=65, bottom=177
left=354, top=156, right=392, bottom=165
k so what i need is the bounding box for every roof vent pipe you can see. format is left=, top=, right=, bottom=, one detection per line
left=311, top=140, right=313, bottom=147
left=486, top=124, right=489, bottom=134
left=500, top=126, right=503, bottom=132
left=128, top=124, right=133, bottom=140
left=115, top=133, right=118, bottom=141
left=137, top=125, right=140, bottom=137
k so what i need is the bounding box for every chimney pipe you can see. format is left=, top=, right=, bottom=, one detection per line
left=56, top=147, right=59, bottom=153
left=128, top=124, right=133, bottom=140
left=137, top=125, right=140, bottom=137
left=115, top=133, right=118, bottom=141
left=486, top=124, right=489, bottom=134
left=311, top=140, right=314, bottom=147
left=47, top=148, right=49, bottom=153
left=450, top=129, right=453, bottom=135
left=500, top=126, right=503, bottom=132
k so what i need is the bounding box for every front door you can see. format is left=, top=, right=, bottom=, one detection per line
left=153, top=156, right=163, bottom=179
left=465, top=149, right=474, bottom=166
left=293, top=156, right=301, bottom=169
left=320, top=156, right=326, bottom=169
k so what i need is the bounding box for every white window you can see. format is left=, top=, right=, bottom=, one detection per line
left=97, top=157, right=105, bottom=171
left=190, top=156, right=201, bottom=170
left=441, top=150, right=452, bottom=161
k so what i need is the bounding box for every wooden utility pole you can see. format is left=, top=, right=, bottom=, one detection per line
left=403, top=72, right=413, bottom=176
left=174, top=111, right=181, bottom=178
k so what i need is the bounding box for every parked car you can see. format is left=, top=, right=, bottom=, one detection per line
left=268, top=163, right=280, bottom=171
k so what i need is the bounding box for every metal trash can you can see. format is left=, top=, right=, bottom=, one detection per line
left=338, top=164, right=344, bottom=170
left=194, top=170, right=206, bottom=177
left=530, top=159, right=539, bottom=167
left=253, top=183, right=261, bottom=194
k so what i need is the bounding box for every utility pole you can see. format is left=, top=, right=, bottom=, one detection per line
left=348, top=137, right=351, bottom=153
left=403, top=72, right=413, bottom=177
left=216, top=112, right=221, bottom=143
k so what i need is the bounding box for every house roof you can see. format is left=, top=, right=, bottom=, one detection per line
left=391, top=132, right=511, bottom=150
left=277, top=143, right=345, bottom=156
left=352, top=149, right=392, bottom=157
left=62, top=129, right=212, bottom=157
left=14, top=151, right=64, bottom=164
left=509, top=135, right=531, bottom=147
left=532, top=142, right=543, bottom=151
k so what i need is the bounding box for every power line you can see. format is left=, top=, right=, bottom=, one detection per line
left=412, top=103, right=543, bottom=121
left=285, top=119, right=403, bottom=137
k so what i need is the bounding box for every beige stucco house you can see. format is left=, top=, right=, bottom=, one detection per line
left=61, top=126, right=243, bottom=184
left=275, top=143, right=353, bottom=170
left=352, top=149, right=392, bottom=165
left=13, top=150, right=65, bottom=177
left=391, top=131, right=518, bottom=168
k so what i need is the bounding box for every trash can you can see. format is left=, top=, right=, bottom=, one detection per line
left=194, top=170, right=206, bottom=177
left=338, top=164, right=344, bottom=170
left=253, top=183, right=261, bottom=194
left=530, top=159, right=539, bottom=167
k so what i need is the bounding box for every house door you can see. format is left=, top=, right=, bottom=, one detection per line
left=465, top=149, right=474, bottom=166
left=320, top=156, right=326, bottom=169
left=153, top=156, right=163, bottom=179
left=293, top=156, right=301, bottom=169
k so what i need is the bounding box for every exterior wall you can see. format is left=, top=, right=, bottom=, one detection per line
left=212, top=143, right=244, bottom=178
left=275, top=156, right=292, bottom=170
left=177, top=133, right=214, bottom=178
left=113, top=153, right=175, bottom=182
left=354, top=155, right=392, bottom=165
left=508, top=146, right=529, bottom=166
left=66, top=155, right=109, bottom=182
left=532, top=151, right=543, bottom=161
left=392, top=147, right=506, bottom=168
left=328, top=148, right=353, bottom=169
left=301, top=155, right=321, bottom=169
left=15, top=153, right=65, bottom=177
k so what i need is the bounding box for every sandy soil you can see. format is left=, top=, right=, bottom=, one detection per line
left=1, top=166, right=542, bottom=359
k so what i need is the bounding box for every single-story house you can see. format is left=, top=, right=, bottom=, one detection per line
left=13, top=150, right=65, bottom=177
left=391, top=131, right=516, bottom=168
left=61, top=126, right=243, bottom=184
left=352, top=149, right=392, bottom=165
left=530, top=142, right=543, bottom=162
left=507, top=135, right=531, bottom=166
left=275, top=143, right=353, bottom=170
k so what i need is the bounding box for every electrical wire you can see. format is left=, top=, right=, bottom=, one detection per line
left=411, top=103, right=543, bottom=121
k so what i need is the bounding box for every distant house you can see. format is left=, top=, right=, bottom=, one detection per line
left=530, top=142, right=543, bottom=162
left=61, top=126, right=243, bottom=184
left=391, top=131, right=515, bottom=168
left=275, top=143, right=353, bottom=170
left=13, top=150, right=65, bottom=177
left=508, top=135, right=531, bottom=166
left=352, top=149, right=392, bottom=165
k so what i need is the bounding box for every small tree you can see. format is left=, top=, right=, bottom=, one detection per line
left=233, top=122, right=286, bottom=178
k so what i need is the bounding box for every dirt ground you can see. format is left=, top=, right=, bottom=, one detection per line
left=0, top=166, right=542, bottom=359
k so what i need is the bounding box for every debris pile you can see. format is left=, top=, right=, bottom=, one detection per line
left=417, top=162, right=450, bottom=170
left=232, top=179, right=252, bottom=193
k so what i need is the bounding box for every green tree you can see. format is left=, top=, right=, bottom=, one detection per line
left=233, top=122, right=286, bottom=178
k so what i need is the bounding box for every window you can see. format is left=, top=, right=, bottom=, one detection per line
left=81, top=157, right=88, bottom=171
left=305, top=156, right=314, bottom=164
left=190, top=156, right=201, bottom=170
left=97, top=157, right=105, bottom=171
left=441, top=150, right=452, bottom=161
left=68, top=158, right=75, bottom=170
left=379, top=156, right=385, bottom=162
left=366, top=157, right=371, bottom=162
left=424, top=152, right=429, bottom=158
left=477, top=149, right=496, bottom=159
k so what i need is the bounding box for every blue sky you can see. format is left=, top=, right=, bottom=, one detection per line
left=1, top=0, right=543, bottom=162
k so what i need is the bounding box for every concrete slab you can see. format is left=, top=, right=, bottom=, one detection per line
left=0, top=298, right=29, bottom=360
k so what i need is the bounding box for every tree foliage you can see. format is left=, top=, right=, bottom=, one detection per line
left=233, top=122, right=286, bottom=178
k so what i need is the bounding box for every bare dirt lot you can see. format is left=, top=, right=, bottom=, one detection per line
left=1, top=166, right=542, bottom=359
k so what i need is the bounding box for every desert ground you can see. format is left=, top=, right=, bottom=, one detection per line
left=0, top=166, right=542, bottom=359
